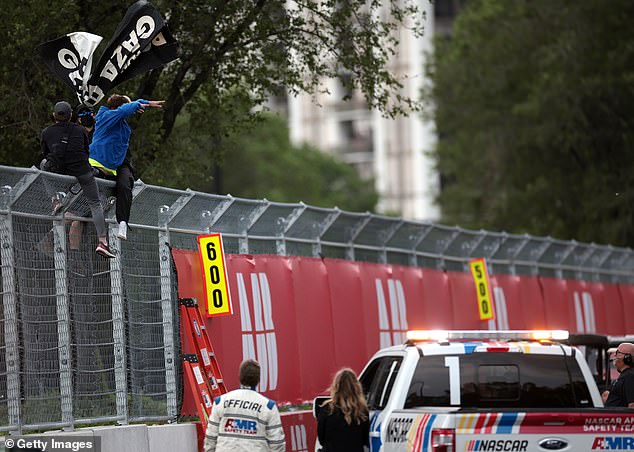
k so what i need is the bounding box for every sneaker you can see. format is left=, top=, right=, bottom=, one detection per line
left=117, top=221, right=128, bottom=240
left=95, top=241, right=116, bottom=258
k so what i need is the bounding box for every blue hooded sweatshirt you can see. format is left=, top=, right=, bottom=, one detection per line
left=89, top=99, right=148, bottom=173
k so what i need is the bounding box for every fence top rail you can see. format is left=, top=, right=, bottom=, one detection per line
left=2, top=165, right=633, bottom=277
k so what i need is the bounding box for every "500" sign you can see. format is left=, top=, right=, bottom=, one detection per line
left=469, top=258, right=495, bottom=321
left=197, top=233, right=233, bottom=317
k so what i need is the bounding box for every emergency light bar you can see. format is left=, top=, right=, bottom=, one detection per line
left=406, top=329, right=569, bottom=343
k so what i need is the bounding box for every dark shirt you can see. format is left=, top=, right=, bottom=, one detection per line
left=41, top=122, right=91, bottom=177
left=606, top=367, right=634, bottom=407
left=317, top=404, right=369, bottom=452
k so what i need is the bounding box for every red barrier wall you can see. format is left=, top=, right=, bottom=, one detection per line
left=448, top=272, right=489, bottom=329
left=418, top=269, right=453, bottom=328
left=324, top=259, right=370, bottom=373
left=281, top=411, right=318, bottom=452
left=172, top=250, right=633, bottom=447
left=540, top=277, right=571, bottom=330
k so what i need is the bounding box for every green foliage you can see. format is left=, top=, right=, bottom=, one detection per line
left=127, top=86, right=378, bottom=212
left=170, top=112, right=378, bottom=212
left=429, top=0, right=634, bottom=246
left=0, top=0, right=423, bottom=212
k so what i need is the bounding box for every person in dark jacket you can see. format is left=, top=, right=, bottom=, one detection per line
left=604, top=342, right=634, bottom=408
left=317, top=368, right=370, bottom=452
left=62, top=104, right=97, bottom=251
left=89, top=94, right=164, bottom=241
left=40, top=101, right=114, bottom=258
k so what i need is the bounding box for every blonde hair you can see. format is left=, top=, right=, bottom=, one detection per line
left=324, top=368, right=368, bottom=425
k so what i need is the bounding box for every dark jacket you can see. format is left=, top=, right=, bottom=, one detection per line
left=40, top=122, right=91, bottom=176
left=317, top=404, right=369, bottom=452
left=606, top=367, right=634, bottom=407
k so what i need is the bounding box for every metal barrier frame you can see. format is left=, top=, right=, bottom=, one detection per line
left=1, top=165, right=633, bottom=431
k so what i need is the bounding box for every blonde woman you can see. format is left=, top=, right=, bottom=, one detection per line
left=317, top=368, right=369, bottom=452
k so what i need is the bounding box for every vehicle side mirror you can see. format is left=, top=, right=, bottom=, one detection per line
left=313, top=396, right=330, bottom=419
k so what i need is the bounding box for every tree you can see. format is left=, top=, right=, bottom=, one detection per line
left=219, top=114, right=378, bottom=212
left=429, top=0, right=634, bottom=246
left=0, top=0, right=425, bottom=184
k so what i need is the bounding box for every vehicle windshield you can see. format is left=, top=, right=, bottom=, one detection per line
left=404, top=353, right=593, bottom=409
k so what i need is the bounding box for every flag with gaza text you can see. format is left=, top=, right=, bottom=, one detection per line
left=36, top=32, right=103, bottom=103
left=36, top=0, right=179, bottom=107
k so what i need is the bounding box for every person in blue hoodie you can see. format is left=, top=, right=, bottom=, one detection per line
left=89, top=94, right=164, bottom=240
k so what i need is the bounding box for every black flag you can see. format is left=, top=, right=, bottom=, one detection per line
left=86, top=0, right=179, bottom=105
left=100, top=23, right=179, bottom=87
left=36, top=32, right=103, bottom=100
left=36, top=1, right=179, bottom=106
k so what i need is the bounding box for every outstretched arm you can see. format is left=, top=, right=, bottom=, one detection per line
left=112, top=100, right=165, bottom=119
left=143, top=100, right=165, bottom=108
left=135, top=100, right=165, bottom=115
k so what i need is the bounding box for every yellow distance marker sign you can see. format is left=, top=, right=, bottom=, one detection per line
left=197, top=233, right=233, bottom=317
left=469, top=258, right=495, bottom=321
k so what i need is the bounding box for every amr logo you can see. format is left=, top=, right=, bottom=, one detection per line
left=487, top=286, right=509, bottom=330
left=574, top=291, right=596, bottom=333
left=289, top=424, right=308, bottom=452
left=376, top=279, right=407, bottom=348
left=236, top=272, right=278, bottom=391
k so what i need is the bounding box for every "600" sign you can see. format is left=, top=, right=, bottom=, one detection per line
left=197, top=233, right=233, bottom=317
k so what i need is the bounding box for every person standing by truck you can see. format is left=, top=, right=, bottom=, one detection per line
left=317, top=368, right=369, bottom=452
left=604, top=342, right=634, bottom=407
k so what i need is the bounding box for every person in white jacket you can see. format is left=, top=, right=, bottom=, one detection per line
left=204, top=359, right=286, bottom=452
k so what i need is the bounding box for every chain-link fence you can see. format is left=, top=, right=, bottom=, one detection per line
left=0, top=166, right=179, bottom=432
left=1, top=164, right=634, bottom=431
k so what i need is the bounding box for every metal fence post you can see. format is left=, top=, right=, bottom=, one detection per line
left=378, top=220, right=403, bottom=264
left=408, top=225, right=432, bottom=267
left=313, top=210, right=340, bottom=258
left=239, top=202, right=269, bottom=254
left=275, top=216, right=287, bottom=256
left=555, top=241, right=577, bottom=279
left=478, top=233, right=506, bottom=277
left=52, top=220, right=73, bottom=427
left=0, top=185, right=20, bottom=431
left=109, top=227, right=128, bottom=424
left=573, top=246, right=595, bottom=282
left=531, top=238, right=551, bottom=277
left=346, top=213, right=372, bottom=261
left=158, top=205, right=177, bottom=419
left=592, top=246, right=613, bottom=283
left=204, top=197, right=234, bottom=233
left=607, top=252, right=630, bottom=285
left=436, top=228, right=460, bottom=270
left=275, top=205, right=306, bottom=256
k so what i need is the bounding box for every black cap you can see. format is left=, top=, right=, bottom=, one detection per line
left=54, top=101, right=72, bottom=120
left=76, top=103, right=94, bottom=116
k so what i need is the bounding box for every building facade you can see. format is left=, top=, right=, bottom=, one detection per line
left=285, top=1, right=448, bottom=221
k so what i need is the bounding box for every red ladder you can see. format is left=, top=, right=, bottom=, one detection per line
left=180, top=297, right=228, bottom=426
